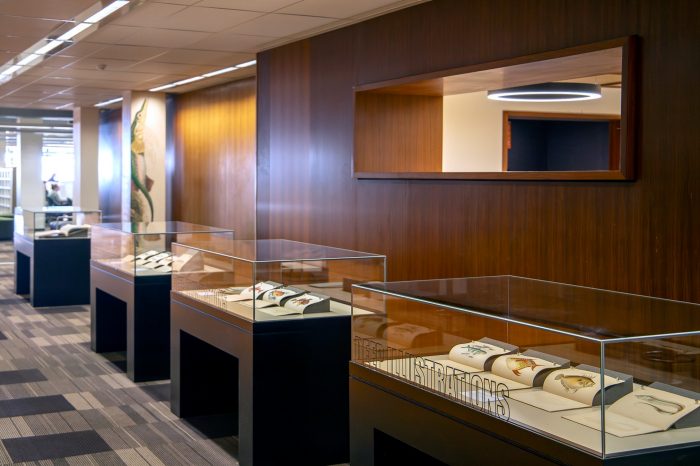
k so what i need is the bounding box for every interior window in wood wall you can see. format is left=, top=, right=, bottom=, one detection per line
left=353, top=37, right=636, bottom=181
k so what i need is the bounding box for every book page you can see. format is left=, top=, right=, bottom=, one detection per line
left=542, top=368, right=623, bottom=405
left=383, top=323, right=434, bottom=348
left=448, top=341, right=510, bottom=371
left=490, top=354, right=561, bottom=386
left=508, top=388, right=589, bottom=412
left=283, top=294, right=325, bottom=313
left=239, top=282, right=280, bottom=300
left=261, top=287, right=304, bottom=305
left=608, top=386, right=699, bottom=431
left=564, top=410, right=660, bottom=437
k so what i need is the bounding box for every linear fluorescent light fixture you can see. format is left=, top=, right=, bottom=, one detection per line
left=95, top=97, right=123, bottom=107
left=84, top=0, right=129, bottom=23
left=0, top=1, right=130, bottom=81
left=487, top=82, right=602, bottom=102
left=149, top=59, right=256, bottom=92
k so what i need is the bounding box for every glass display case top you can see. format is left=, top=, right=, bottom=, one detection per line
left=90, top=221, right=235, bottom=277
left=356, top=276, right=700, bottom=341
left=351, top=276, right=700, bottom=459
left=92, top=221, right=231, bottom=235
left=171, top=239, right=386, bottom=323
left=14, top=206, right=102, bottom=239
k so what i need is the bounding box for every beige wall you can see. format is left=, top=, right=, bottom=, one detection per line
left=442, top=87, right=622, bottom=172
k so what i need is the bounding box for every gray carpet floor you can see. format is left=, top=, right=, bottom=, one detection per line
left=0, top=241, right=239, bottom=465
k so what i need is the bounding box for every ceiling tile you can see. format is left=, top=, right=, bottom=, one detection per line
left=0, top=0, right=96, bottom=21
left=188, top=32, right=274, bottom=53
left=278, top=0, right=406, bottom=18
left=155, top=49, right=246, bottom=66
left=82, top=25, right=142, bottom=44
left=110, top=28, right=210, bottom=48
left=68, top=57, right=138, bottom=72
left=0, top=16, right=65, bottom=38
left=89, top=45, right=168, bottom=61
left=126, top=61, right=214, bottom=75
left=49, top=68, right=164, bottom=83
left=227, top=13, right=334, bottom=37
left=54, top=42, right=107, bottom=58
left=112, top=2, right=187, bottom=28
left=195, top=0, right=300, bottom=12
left=0, top=35, right=39, bottom=53
left=158, top=7, right=262, bottom=32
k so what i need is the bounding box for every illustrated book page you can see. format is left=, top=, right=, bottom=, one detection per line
left=258, top=292, right=330, bottom=316
left=565, top=386, right=700, bottom=437
left=508, top=366, right=624, bottom=412
left=35, top=223, right=91, bottom=238
left=223, top=281, right=282, bottom=302
left=241, top=286, right=306, bottom=310
left=447, top=341, right=512, bottom=372
left=489, top=354, right=562, bottom=387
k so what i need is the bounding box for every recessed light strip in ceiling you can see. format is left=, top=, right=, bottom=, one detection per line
left=94, top=97, right=124, bottom=107
left=0, top=1, right=130, bottom=80
left=148, top=60, right=257, bottom=92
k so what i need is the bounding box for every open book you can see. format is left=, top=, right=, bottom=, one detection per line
left=481, top=351, right=567, bottom=390
left=508, top=366, right=629, bottom=412
left=35, top=224, right=91, bottom=238
left=564, top=384, right=700, bottom=437
left=213, top=281, right=332, bottom=316
left=426, top=338, right=517, bottom=374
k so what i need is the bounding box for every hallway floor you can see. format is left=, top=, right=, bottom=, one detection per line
left=0, top=241, right=239, bottom=465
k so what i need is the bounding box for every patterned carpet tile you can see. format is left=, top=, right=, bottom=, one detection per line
left=0, top=241, right=240, bottom=465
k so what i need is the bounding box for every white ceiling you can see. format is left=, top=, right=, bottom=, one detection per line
left=0, top=0, right=427, bottom=109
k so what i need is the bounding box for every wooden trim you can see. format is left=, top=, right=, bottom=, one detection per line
left=354, top=37, right=630, bottom=93
left=355, top=170, right=629, bottom=181
left=620, top=35, right=638, bottom=179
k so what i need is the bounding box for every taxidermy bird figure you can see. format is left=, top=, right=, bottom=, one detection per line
left=130, top=99, right=154, bottom=222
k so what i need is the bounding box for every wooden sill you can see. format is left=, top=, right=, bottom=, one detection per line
left=354, top=170, right=631, bottom=181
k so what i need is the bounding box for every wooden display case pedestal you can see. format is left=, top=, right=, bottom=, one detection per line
left=90, top=260, right=171, bottom=382
left=170, top=293, right=350, bottom=466
left=14, top=233, right=90, bottom=307
left=349, top=363, right=700, bottom=466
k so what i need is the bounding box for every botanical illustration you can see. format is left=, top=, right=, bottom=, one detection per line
left=131, top=99, right=154, bottom=222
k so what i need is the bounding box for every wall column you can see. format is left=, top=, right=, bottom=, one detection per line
left=121, top=91, right=166, bottom=222
left=17, top=129, right=44, bottom=208
left=73, top=106, right=100, bottom=210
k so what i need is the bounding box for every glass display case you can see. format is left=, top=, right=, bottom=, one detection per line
left=351, top=276, right=700, bottom=460
left=171, top=239, right=386, bottom=322
left=14, top=206, right=101, bottom=239
left=91, top=221, right=234, bottom=276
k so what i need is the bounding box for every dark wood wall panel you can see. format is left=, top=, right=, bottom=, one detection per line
left=97, top=108, right=122, bottom=223
left=256, top=0, right=700, bottom=303
left=172, top=78, right=256, bottom=238
left=354, top=93, right=442, bottom=172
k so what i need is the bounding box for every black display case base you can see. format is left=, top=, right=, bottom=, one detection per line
left=349, top=363, right=700, bottom=466
left=14, top=233, right=90, bottom=307
left=90, top=261, right=171, bottom=382
left=171, top=293, right=350, bottom=466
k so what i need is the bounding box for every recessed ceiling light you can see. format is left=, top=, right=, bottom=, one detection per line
left=202, top=66, right=238, bottom=78
left=487, top=82, right=602, bottom=102
left=95, top=97, right=123, bottom=107
left=148, top=59, right=256, bottom=92
left=84, top=0, right=129, bottom=23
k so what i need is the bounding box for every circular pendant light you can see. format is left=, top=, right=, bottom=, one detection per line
left=487, top=82, right=602, bottom=102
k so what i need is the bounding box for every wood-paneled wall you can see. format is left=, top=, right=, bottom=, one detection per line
left=97, top=108, right=122, bottom=223
left=256, top=0, right=700, bottom=303
left=172, top=77, right=256, bottom=239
